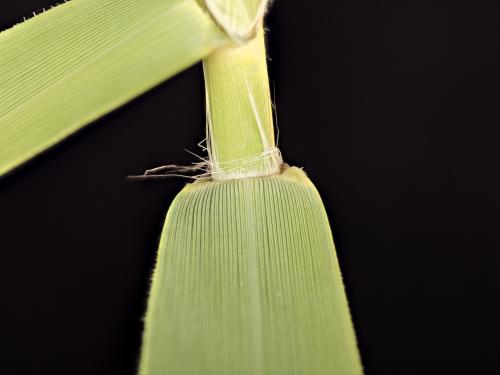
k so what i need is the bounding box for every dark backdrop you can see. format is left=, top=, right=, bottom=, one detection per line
left=1, top=1, right=499, bottom=374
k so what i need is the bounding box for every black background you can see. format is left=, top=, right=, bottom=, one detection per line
left=1, top=1, right=500, bottom=374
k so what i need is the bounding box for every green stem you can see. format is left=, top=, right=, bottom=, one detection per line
left=203, top=27, right=282, bottom=180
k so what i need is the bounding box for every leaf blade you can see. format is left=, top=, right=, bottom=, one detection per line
left=139, top=167, right=363, bottom=374
left=0, top=0, right=228, bottom=176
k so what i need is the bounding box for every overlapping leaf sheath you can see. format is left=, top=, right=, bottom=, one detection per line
left=204, top=0, right=268, bottom=42
left=139, top=167, right=363, bottom=375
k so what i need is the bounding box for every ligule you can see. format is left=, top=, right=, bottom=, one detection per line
left=139, top=167, right=363, bottom=374
left=204, top=0, right=270, bottom=43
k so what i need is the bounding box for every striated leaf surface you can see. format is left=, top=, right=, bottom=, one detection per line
left=140, top=167, right=363, bottom=374
left=0, top=0, right=229, bottom=176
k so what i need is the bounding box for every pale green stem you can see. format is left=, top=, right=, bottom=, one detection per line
left=203, top=27, right=282, bottom=180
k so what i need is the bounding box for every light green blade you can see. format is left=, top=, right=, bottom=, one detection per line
left=140, top=167, right=363, bottom=374
left=0, top=0, right=228, bottom=176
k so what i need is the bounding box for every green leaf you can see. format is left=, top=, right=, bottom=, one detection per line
left=0, top=0, right=229, bottom=176
left=139, top=167, right=363, bottom=374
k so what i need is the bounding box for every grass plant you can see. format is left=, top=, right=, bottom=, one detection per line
left=0, top=1, right=363, bottom=373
